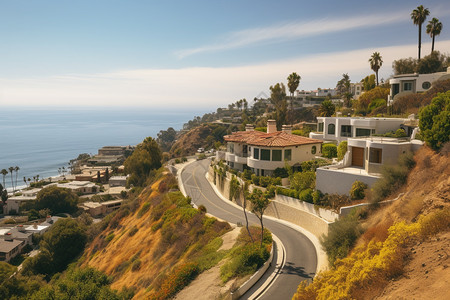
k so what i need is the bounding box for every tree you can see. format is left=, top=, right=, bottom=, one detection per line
left=392, top=57, right=418, bottom=75
left=362, top=74, right=376, bottom=92
left=0, top=184, right=8, bottom=207
left=369, top=52, right=383, bottom=86
left=8, top=167, right=14, bottom=192
left=417, top=51, right=447, bottom=74
left=23, top=218, right=87, bottom=277
left=14, top=166, right=19, bottom=191
left=248, top=189, right=271, bottom=247
left=124, top=137, right=162, bottom=186
left=35, top=186, right=79, bottom=214
left=419, top=91, right=450, bottom=151
left=0, top=169, right=7, bottom=190
left=336, top=74, right=352, bottom=107
left=269, top=83, right=287, bottom=129
left=287, top=72, right=301, bottom=124
left=241, top=181, right=254, bottom=242
left=426, top=17, right=442, bottom=53
left=318, top=100, right=335, bottom=117
left=411, top=5, right=430, bottom=61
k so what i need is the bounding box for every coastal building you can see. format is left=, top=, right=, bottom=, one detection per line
left=388, top=67, right=450, bottom=104
left=79, top=199, right=123, bottom=217
left=217, top=120, right=323, bottom=176
left=309, top=116, right=416, bottom=144
left=316, top=136, right=423, bottom=195
left=109, top=176, right=128, bottom=187
left=0, top=236, right=24, bottom=262
left=350, top=82, right=364, bottom=100
left=54, top=181, right=98, bottom=194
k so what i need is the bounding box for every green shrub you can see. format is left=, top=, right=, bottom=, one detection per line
left=312, top=190, right=324, bottom=206
left=322, top=144, right=337, bottom=158
left=349, top=181, right=367, bottom=200
left=290, top=171, right=315, bottom=191
left=320, top=214, right=363, bottom=266
left=105, top=232, right=115, bottom=242
left=137, top=202, right=151, bottom=218
left=299, top=189, right=313, bottom=203
left=300, top=159, right=330, bottom=172
left=273, top=167, right=289, bottom=178
left=337, top=141, right=348, bottom=161
left=259, top=176, right=271, bottom=188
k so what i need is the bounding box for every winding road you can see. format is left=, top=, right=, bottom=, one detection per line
left=180, top=159, right=317, bottom=299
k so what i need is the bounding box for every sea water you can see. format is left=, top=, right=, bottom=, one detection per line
left=0, top=107, right=201, bottom=190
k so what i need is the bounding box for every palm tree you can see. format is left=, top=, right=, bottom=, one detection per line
left=8, top=167, right=14, bottom=192
left=369, top=52, right=383, bottom=86
left=1, top=169, right=8, bottom=190
left=411, top=5, right=430, bottom=61
left=23, top=176, right=28, bottom=188
left=14, top=166, right=20, bottom=191
left=287, top=72, right=301, bottom=124
left=426, top=17, right=442, bottom=53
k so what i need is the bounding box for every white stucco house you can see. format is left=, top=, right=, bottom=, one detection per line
left=388, top=67, right=450, bottom=104
left=316, top=136, right=423, bottom=195
left=217, top=120, right=323, bottom=176
left=309, top=116, right=417, bottom=144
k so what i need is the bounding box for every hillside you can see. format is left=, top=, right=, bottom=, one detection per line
left=81, top=173, right=231, bottom=299
left=293, top=145, right=450, bottom=299
left=170, top=123, right=230, bottom=157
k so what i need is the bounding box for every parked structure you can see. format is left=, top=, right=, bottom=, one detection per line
left=316, top=137, right=423, bottom=195
left=310, top=116, right=415, bottom=144
left=388, top=67, right=450, bottom=104
left=218, top=120, right=323, bottom=176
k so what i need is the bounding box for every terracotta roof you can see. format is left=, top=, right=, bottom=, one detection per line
left=224, top=131, right=322, bottom=147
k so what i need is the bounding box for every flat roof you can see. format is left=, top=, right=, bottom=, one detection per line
left=0, top=239, right=24, bottom=252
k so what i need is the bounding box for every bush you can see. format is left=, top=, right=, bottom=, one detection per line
left=197, top=205, right=207, bottom=213
left=337, top=141, right=348, bottom=161
left=299, top=189, right=313, bottom=203
left=349, top=181, right=367, bottom=200
left=322, top=144, right=337, bottom=158
left=290, top=171, right=315, bottom=191
left=273, top=167, right=289, bottom=178
left=300, top=159, right=330, bottom=172
left=320, top=214, right=363, bottom=266
left=152, top=262, right=199, bottom=300
left=419, top=91, right=450, bottom=151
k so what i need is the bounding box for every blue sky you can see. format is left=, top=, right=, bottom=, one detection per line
left=0, top=0, right=449, bottom=109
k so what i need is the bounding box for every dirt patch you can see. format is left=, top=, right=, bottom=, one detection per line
left=219, top=226, right=241, bottom=251
left=375, top=231, right=450, bottom=300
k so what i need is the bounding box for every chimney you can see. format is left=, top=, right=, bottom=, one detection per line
left=18, top=225, right=25, bottom=232
left=267, top=120, right=277, bottom=133
left=46, top=216, right=53, bottom=224
left=5, top=233, right=13, bottom=241
left=245, top=124, right=255, bottom=131
left=282, top=125, right=292, bottom=134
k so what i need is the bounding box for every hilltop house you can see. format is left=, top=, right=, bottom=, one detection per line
left=217, top=120, right=323, bottom=176
left=388, top=67, right=450, bottom=104
left=309, top=116, right=418, bottom=144
left=316, top=136, right=423, bottom=195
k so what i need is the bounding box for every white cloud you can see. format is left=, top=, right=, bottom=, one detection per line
left=175, top=10, right=408, bottom=58
left=1, top=40, right=449, bottom=109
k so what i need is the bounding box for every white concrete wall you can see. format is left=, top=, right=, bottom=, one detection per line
left=316, top=167, right=379, bottom=196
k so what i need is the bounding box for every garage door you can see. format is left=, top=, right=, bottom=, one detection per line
left=352, top=147, right=364, bottom=167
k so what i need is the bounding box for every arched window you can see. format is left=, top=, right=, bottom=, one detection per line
left=311, top=146, right=317, bottom=154
left=328, top=124, right=335, bottom=134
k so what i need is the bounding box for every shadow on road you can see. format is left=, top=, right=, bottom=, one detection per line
left=281, top=262, right=314, bottom=280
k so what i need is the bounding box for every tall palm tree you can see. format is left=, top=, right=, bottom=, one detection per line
left=287, top=72, right=301, bottom=124
left=426, top=17, right=442, bottom=53
left=1, top=169, right=8, bottom=190
left=14, top=166, right=20, bottom=191
left=411, top=5, right=430, bottom=61
left=8, top=167, right=14, bottom=192
left=369, top=52, right=383, bottom=86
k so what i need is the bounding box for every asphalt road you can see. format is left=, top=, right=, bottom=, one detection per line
left=180, top=159, right=317, bottom=300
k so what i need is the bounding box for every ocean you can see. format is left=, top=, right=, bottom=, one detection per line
left=0, top=107, right=202, bottom=191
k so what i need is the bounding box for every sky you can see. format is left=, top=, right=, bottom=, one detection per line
left=0, top=0, right=449, bottom=110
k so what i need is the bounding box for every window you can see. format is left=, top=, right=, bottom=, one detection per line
left=328, top=124, right=335, bottom=134
left=369, top=148, right=382, bottom=163
left=311, top=146, right=317, bottom=154
left=254, top=148, right=259, bottom=159
left=284, top=149, right=292, bottom=161
left=318, top=122, right=324, bottom=132
left=422, top=81, right=431, bottom=89
left=228, top=143, right=234, bottom=154
left=272, top=150, right=282, bottom=161
left=356, top=128, right=371, bottom=137
left=341, top=125, right=352, bottom=137
left=403, top=82, right=413, bottom=91
left=261, top=149, right=270, bottom=161
left=371, top=129, right=376, bottom=134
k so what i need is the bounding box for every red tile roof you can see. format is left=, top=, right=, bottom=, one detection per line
left=224, top=131, right=322, bottom=147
